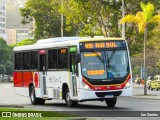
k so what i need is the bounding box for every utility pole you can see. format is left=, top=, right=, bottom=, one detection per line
left=122, top=0, right=125, bottom=39
left=144, top=26, right=148, bottom=95
left=61, top=0, right=64, bottom=37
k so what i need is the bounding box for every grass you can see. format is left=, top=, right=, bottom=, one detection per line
left=0, top=108, right=79, bottom=120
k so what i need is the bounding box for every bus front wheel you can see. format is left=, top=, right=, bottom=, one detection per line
left=30, top=86, right=45, bottom=105
left=65, top=88, right=78, bottom=107
left=105, top=97, right=117, bottom=107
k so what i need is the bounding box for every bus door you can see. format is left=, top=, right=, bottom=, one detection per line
left=39, top=50, right=47, bottom=97
left=70, top=53, right=79, bottom=97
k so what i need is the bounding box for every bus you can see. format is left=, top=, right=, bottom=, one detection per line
left=13, top=37, right=132, bottom=107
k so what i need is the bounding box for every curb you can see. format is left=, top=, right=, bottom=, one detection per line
left=0, top=104, right=23, bottom=108
left=131, top=95, right=160, bottom=100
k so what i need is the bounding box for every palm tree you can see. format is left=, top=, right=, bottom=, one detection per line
left=120, top=2, right=160, bottom=95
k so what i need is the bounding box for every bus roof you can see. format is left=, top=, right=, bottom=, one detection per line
left=36, top=36, right=125, bottom=44
left=36, top=37, right=84, bottom=44
left=13, top=37, right=125, bottom=52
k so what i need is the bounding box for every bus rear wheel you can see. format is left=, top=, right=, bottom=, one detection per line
left=30, top=86, right=45, bottom=105
left=105, top=97, right=117, bottom=107
left=65, top=88, right=78, bottom=107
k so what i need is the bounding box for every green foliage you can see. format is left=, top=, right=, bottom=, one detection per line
left=121, top=2, right=160, bottom=56
left=121, top=2, right=160, bottom=33
left=20, top=0, right=77, bottom=39
left=0, top=37, right=13, bottom=76
left=0, top=37, right=11, bottom=64
left=0, top=64, right=6, bottom=75
left=60, top=0, right=122, bottom=37
left=20, top=0, right=59, bottom=39
left=140, top=2, right=154, bottom=21
left=20, top=0, right=160, bottom=57
left=5, top=61, right=13, bottom=75
left=132, top=66, right=140, bottom=77
left=13, top=39, right=37, bottom=47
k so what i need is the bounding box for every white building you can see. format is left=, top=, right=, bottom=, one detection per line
left=0, top=0, right=6, bottom=40
left=6, top=0, right=33, bottom=45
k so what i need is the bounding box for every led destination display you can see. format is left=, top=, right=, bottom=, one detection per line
left=80, top=41, right=126, bottom=49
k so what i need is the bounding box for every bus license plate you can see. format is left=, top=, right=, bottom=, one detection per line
left=104, top=95, right=114, bottom=98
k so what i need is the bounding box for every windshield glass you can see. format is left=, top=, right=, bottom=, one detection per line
left=81, top=50, right=129, bottom=80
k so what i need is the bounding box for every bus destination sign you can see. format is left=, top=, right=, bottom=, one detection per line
left=80, top=41, right=125, bottom=49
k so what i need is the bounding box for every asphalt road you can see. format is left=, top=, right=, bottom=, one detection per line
left=1, top=82, right=160, bottom=118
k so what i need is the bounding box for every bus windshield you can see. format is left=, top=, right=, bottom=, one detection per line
left=81, top=49, right=129, bottom=80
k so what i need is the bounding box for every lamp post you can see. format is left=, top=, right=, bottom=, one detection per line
left=122, top=0, right=125, bottom=39
left=61, top=0, right=64, bottom=37
left=144, top=25, right=148, bottom=95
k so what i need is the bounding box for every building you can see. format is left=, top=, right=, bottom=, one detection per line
left=0, top=0, right=6, bottom=40
left=6, top=29, right=16, bottom=44
left=6, top=0, right=33, bottom=45
left=6, top=28, right=33, bottom=45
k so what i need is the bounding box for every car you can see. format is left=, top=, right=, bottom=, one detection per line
left=147, top=76, right=154, bottom=89
left=150, top=75, right=160, bottom=91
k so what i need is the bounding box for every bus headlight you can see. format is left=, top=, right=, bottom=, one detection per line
left=82, top=82, right=92, bottom=91
left=125, top=80, right=131, bottom=89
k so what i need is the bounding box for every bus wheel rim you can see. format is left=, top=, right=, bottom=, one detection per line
left=66, top=92, right=70, bottom=103
left=31, top=91, right=34, bottom=102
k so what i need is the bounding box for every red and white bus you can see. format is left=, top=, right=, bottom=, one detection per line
left=13, top=37, right=132, bottom=107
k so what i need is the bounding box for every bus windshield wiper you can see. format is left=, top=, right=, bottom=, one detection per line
left=106, top=48, right=118, bottom=67
left=91, top=50, right=104, bottom=63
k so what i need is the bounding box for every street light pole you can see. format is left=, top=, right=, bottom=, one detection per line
left=61, top=0, right=64, bottom=37
left=144, top=25, right=148, bottom=95
left=122, top=0, right=125, bottom=39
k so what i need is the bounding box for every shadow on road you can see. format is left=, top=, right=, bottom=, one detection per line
left=43, top=102, right=130, bottom=111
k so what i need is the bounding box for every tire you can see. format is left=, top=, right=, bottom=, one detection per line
left=65, top=88, right=78, bottom=107
left=156, top=87, right=158, bottom=91
left=105, top=97, right=117, bottom=108
left=150, top=86, right=153, bottom=90
left=37, top=98, right=45, bottom=105
left=30, top=86, right=45, bottom=105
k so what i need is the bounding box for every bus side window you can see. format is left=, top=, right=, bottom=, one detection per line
left=23, top=52, right=31, bottom=70
left=31, top=51, right=38, bottom=70
left=15, top=52, right=23, bottom=70
left=58, top=48, right=68, bottom=69
left=48, top=49, right=57, bottom=69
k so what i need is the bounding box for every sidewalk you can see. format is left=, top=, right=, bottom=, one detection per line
left=132, top=83, right=160, bottom=100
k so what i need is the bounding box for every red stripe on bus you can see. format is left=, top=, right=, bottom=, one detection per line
left=82, top=74, right=131, bottom=91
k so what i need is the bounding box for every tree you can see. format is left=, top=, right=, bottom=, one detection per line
left=60, top=0, right=122, bottom=37
left=120, top=2, right=160, bottom=95
left=0, top=37, right=11, bottom=64
left=0, top=38, right=13, bottom=81
left=20, top=0, right=77, bottom=39
left=12, top=38, right=37, bottom=47
left=0, top=64, right=6, bottom=82
left=20, top=0, right=160, bottom=57
left=5, top=61, right=13, bottom=76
